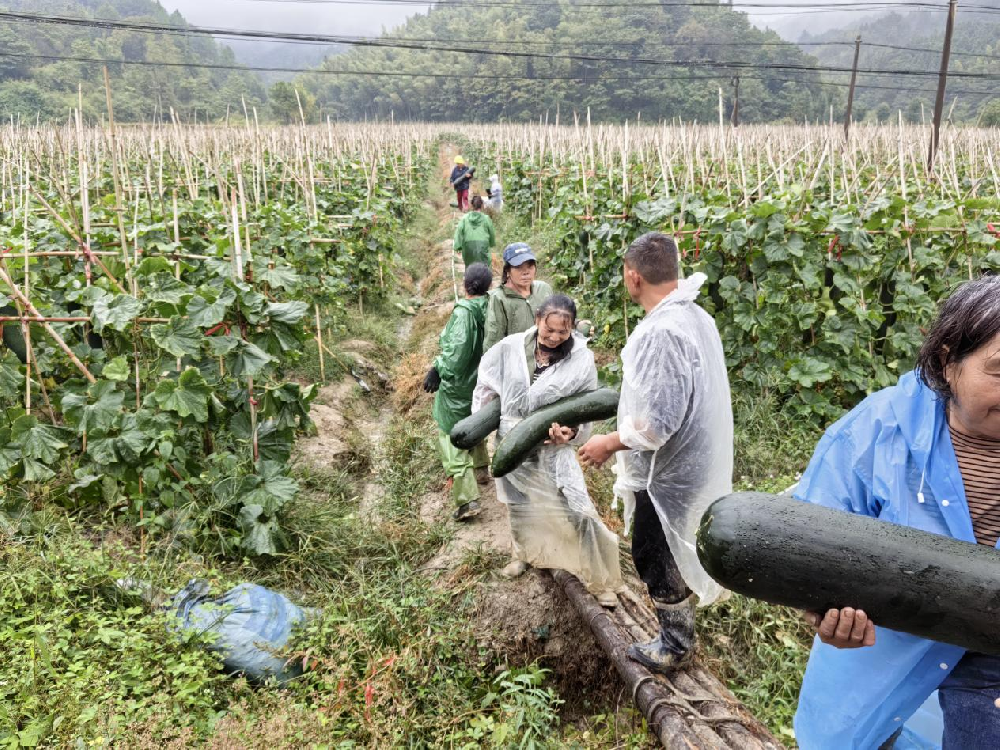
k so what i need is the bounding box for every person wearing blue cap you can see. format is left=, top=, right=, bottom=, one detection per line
left=483, top=242, right=553, bottom=352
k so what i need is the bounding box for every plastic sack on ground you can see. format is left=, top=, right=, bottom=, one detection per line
left=612, top=272, right=734, bottom=606
left=168, top=579, right=316, bottom=684
left=474, top=328, right=625, bottom=598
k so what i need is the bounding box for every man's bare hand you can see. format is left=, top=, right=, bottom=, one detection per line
left=579, top=434, right=614, bottom=468
left=545, top=422, right=575, bottom=445
left=804, top=607, right=876, bottom=649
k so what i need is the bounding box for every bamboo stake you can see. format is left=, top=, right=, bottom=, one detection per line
left=0, top=263, right=95, bottom=383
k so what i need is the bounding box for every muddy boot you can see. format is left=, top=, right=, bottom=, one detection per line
left=452, top=500, right=481, bottom=521
left=627, top=594, right=696, bottom=674
left=474, top=466, right=491, bottom=485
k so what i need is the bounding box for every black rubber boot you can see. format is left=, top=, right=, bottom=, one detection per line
left=627, top=594, right=696, bottom=674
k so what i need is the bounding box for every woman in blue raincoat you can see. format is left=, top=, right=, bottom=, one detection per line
left=793, top=275, right=1000, bottom=750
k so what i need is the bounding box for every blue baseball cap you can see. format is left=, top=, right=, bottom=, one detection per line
left=502, top=242, right=536, bottom=267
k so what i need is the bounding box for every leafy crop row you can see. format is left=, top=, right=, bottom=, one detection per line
left=0, top=136, right=427, bottom=554
left=479, top=134, right=1000, bottom=422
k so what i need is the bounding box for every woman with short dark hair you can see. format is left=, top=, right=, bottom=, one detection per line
left=424, top=263, right=494, bottom=521
left=793, top=275, right=1000, bottom=749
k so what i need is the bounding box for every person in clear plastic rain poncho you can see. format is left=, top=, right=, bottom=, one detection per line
left=472, top=294, right=626, bottom=607
left=486, top=174, right=503, bottom=214
left=424, top=263, right=493, bottom=521
left=579, top=232, right=734, bottom=673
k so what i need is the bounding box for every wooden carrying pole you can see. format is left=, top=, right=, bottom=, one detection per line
left=928, top=0, right=958, bottom=170
left=552, top=570, right=781, bottom=749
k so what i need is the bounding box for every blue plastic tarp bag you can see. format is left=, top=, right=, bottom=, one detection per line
left=168, top=579, right=315, bottom=684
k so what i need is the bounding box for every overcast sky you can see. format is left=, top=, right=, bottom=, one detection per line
left=159, top=0, right=430, bottom=37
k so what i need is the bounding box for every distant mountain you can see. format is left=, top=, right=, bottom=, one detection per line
left=803, top=11, right=1000, bottom=124
left=222, top=39, right=345, bottom=84
left=299, top=0, right=839, bottom=123
left=0, top=0, right=266, bottom=122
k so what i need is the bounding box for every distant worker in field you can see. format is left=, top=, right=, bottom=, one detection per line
left=453, top=195, right=496, bottom=268
left=483, top=243, right=553, bottom=352
left=579, top=232, right=734, bottom=673
left=473, top=294, right=625, bottom=606
left=486, top=173, right=504, bottom=214
left=449, top=156, right=474, bottom=212
left=423, top=263, right=493, bottom=521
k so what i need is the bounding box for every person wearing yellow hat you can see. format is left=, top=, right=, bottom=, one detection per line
left=449, top=155, right=474, bottom=212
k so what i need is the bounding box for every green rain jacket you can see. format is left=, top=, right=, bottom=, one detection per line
left=432, top=296, right=488, bottom=433
left=483, top=280, right=553, bottom=352
left=453, top=211, right=496, bottom=268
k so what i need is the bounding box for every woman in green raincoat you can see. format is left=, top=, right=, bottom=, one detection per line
left=423, top=263, right=493, bottom=521
left=453, top=195, right=496, bottom=268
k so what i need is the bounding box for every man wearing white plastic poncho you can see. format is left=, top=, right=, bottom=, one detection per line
left=472, top=294, right=625, bottom=607
left=580, top=232, right=733, bottom=673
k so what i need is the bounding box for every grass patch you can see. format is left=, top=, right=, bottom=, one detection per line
left=699, top=595, right=813, bottom=744
left=0, top=407, right=566, bottom=748
left=732, top=391, right=823, bottom=493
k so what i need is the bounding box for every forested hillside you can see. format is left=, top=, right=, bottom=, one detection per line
left=804, top=12, right=1000, bottom=124
left=300, top=0, right=839, bottom=123
left=0, top=0, right=265, bottom=122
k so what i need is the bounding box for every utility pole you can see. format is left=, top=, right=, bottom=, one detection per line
left=844, top=35, right=862, bottom=140
left=928, top=0, right=958, bottom=171
left=731, top=76, right=740, bottom=127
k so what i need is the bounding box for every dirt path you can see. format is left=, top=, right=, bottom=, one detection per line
left=399, top=142, right=515, bottom=565
left=383, top=144, right=623, bottom=708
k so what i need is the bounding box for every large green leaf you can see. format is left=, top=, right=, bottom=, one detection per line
left=21, top=457, right=55, bottom=482
left=61, top=381, right=124, bottom=434
left=228, top=339, right=273, bottom=378
left=11, top=415, right=67, bottom=464
left=86, top=433, right=120, bottom=465
left=206, top=334, right=240, bottom=356
left=151, top=368, right=210, bottom=422
left=102, top=356, right=131, bottom=382
left=146, top=273, right=194, bottom=305
left=265, top=301, right=308, bottom=325
left=186, top=287, right=236, bottom=328
left=151, top=316, right=201, bottom=358
left=242, top=467, right=298, bottom=515
left=257, top=264, right=300, bottom=290
left=92, top=294, right=143, bottom=334
left=133, top=256, right=173, bottom=276
left=0, top=352, right=22, bottom=392
left=0, top=427, right=19, bottom=475
left=238, top=505, right=285, bottom=555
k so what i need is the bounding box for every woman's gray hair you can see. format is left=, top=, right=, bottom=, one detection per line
left=917, top=275, right=1000, bottom=400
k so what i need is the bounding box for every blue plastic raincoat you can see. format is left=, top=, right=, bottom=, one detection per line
left=793, top=370, right=984, bottom=749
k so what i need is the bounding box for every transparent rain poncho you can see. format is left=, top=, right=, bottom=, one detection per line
left=473, top=328, right=625, bottom=597
left=613, top=273, right=734, bottom=606
left=487, top=175, right=504, bottom=212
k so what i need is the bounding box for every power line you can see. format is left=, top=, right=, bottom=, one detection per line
left=3, top=10, right=999, bottom=81
left=0, top=49, right=995, bottom=97
left=211, top=32, right=1000, bottom=63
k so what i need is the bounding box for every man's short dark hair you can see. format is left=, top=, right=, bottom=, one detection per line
left=623, top=232, right=679, bottom=285
left=471, top=195, right=484, bottom=210
left=918, top=275, right=1000, bottom=401
left=464, top=263, right=492, bottom=296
